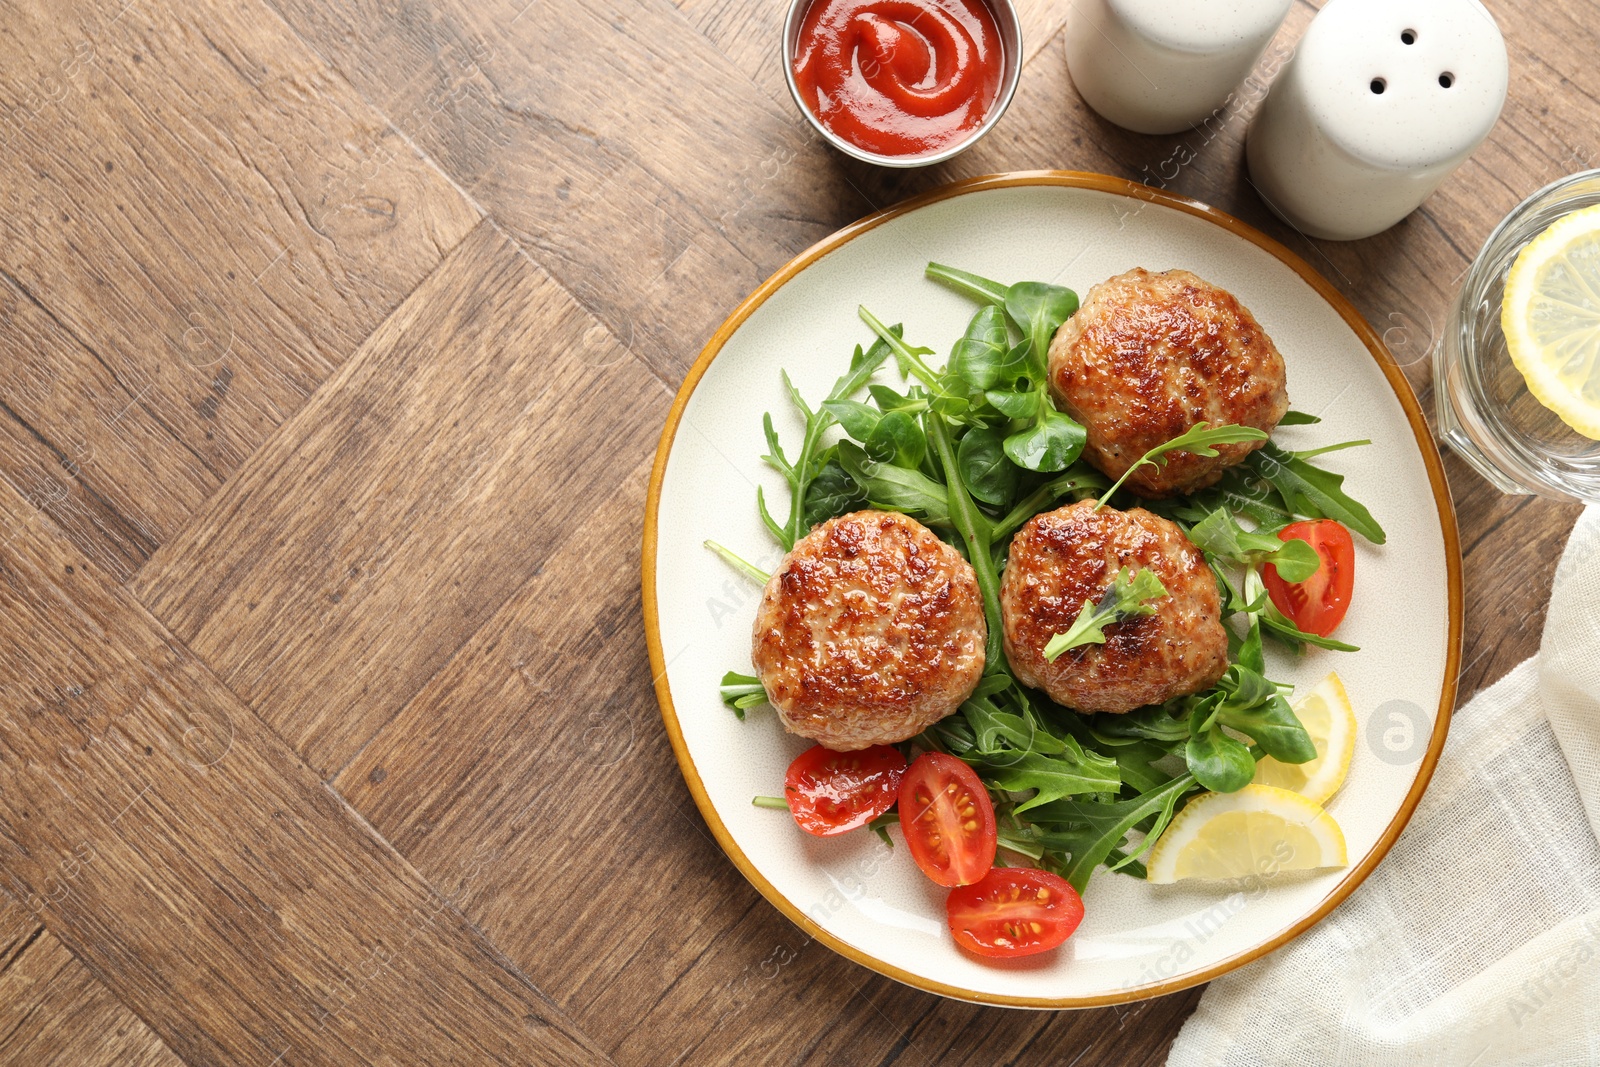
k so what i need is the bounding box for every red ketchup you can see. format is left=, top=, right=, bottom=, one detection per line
left=793, top=0, right=1004, bottom=159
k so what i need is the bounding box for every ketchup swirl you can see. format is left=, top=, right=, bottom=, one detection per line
left=793, top=0, right=1004, bottom=158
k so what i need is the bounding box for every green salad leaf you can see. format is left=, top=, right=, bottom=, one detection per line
left=1096, top=422, right=1270, bottom=507
left=1188, top=506, right=1321, bottom=583
left=1249, top=441, right=1387, bottom=544
left=757, top=334, right=894, bottom=549
left=716, top=260, right=1386, bottom=897
left=719, top=671, right=768, bottom=720
left=1043, top=567, right=1169, bottom=661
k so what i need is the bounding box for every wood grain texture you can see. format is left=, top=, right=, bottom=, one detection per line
left=0, top=0, right=1594, bottom=1061
left=0, top=928, right=183, bottom=1067
left=259, top=0, right=886, bottom=383
left=131, top=221, right=670, bottom=776
left=0, top=0, right=479, bottom=579
left=0, top=479, right=608, bottom=1066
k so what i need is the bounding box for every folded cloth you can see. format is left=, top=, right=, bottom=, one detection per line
left=1169, top=507, right=1600, bottom=1067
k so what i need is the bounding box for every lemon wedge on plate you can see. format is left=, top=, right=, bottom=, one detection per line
left=1502, top=202, right=1600, bottom=440
left=1251, top=672, right=1355, bottom=805
left=1146, top=785, right=1347, bottom=884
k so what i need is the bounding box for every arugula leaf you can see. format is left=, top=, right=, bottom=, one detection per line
left=957, top=426, right=1019, bottom=507
left=1096, top=423, right=1269, bottom=507
left=973, top=741, right=1121, bottom=815
left=837, top=441, right=951, bottom=524
left=925, top=412, right=1005, bottom=668
left=925, top=261, right=1009, bottom=305
left=1249, top=441, right=1386, bottom=544
left=1237, top=613, right=1266, bottom=675
left=703, top=541, right=771, bottom=585
left=1030, top=774, right=1200, bottom=893
left=719, top=671, right=768, bottom=720
left=1259, top=608, right=1361, bottom=652
left=1107, top=740, right=1182, bottom=795
left=759, top=334, right=894, bottom=548
left=1293, top=439, right=1371, bottom=461
left=992, top=467, right=1108, bottom=539
left=1086, top=703, right=1191, bottom=746
left=1043, top=567, right=1169, bottom=661
left=1188, top=507, right=1321, bottom=583
left=1279, top=409, right=1322, bottom=426
left=963, top=695, right=1066, bottom=756
left=859, top=306, right=977, bottom=420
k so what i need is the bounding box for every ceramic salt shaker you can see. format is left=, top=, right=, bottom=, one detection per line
left=1064, top=0, right=1293, bottom=135
left=1245, top=0, right=1508, bottom=241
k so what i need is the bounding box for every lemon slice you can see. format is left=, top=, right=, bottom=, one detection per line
left=1251, top=672, right=1355, bottom=806
left=1146, top=785, right=1347, bottom=884
left=1502, top=202, right=1600, bottom=440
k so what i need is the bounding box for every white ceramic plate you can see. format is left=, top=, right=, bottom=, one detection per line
left=644, top=173, right=1462, bottom=1007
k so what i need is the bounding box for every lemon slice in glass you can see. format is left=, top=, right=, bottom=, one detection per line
left=1502, top=202, right=1600, bottom=440
left=1251, top=672, right=1355, bottom=806
left=1145, top=785, right=1347, bottom=884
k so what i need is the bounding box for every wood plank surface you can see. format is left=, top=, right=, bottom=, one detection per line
left=131, top=220, right=669, bottom=776
left=258, top=0, right=883, bottom=384
left=0, top=928, right=183, bottom=1067
left=0, top=0, right=479, bottom=580
left=0, top=0, right=1595, bottom=1062
left=0, top=479, right=608, bottom=1065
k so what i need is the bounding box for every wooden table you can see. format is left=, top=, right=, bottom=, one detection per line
left=0, top=0, right=1588, bottom=1063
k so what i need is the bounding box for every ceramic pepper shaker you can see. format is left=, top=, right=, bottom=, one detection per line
left=1245, top=0, right=1508, bottom=241
left=1065, top=0, right=1293, bottom=135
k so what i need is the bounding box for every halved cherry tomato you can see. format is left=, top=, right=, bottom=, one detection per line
left=898, top=752, right=997, bottom=887
left=946, top=867, right=1084, bottom=958
left=1262, top=519, right=1355, bottom=638
left=783, top=744, right=906, bottom=837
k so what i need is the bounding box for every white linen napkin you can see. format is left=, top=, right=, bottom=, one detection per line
left=1169, top=507, right=1600, bottom=1067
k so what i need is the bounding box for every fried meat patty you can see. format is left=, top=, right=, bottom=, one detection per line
left=752, top=510, right=986, bottom=750
left=1000, top=501, right=1227, bottom=714
left=1048, top=268, right=1288, bottom=497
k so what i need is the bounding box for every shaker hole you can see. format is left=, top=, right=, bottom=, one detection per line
left=1439, top=72, right=1455, bottom=88
left=1371, top=78, right=1387, bottom=94
left=1401, top=29, right=1417, bottom=44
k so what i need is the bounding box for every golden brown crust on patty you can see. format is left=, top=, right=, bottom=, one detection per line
left=1000, top=501, right=1228, bottom=714
left=751, top=510, right=986, bottom=751
left=1048, top=268, right=1288, bottom=497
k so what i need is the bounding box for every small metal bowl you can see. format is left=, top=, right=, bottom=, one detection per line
left=781, top=0, right=1023, bottom=169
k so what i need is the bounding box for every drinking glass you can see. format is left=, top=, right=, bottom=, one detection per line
left=1437, top=169, right=1600, bottom=503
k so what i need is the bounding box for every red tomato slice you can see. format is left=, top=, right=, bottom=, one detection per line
left=783, top=745, right=906, bottom=837
left=947, top=867, right=1084, bottom=958
left=897, top=752, right=997, bottom=887
left=1262, top=519, right=1355, bottom=638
